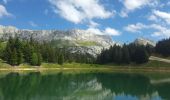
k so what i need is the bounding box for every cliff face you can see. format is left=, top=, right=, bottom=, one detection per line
left=0, top=25, right=116, bottom=57
left=134, top=38, right=156, bottom=47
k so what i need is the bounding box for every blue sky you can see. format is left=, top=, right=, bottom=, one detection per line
left=0, top=0, right=170, bottom=42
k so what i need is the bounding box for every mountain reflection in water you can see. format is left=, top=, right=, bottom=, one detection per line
left=0, top=72, right=169, bottom=100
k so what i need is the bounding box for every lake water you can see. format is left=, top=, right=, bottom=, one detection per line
left=0, top=72, right=169, bottom=100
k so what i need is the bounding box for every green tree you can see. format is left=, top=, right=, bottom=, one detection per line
left=37, top=53, right=42, bottom=66
left=10, top=48, right=18, bottom=66
left=17, top=49, right=24, bottom=65
left=23, top=44, right=33, bottom=63
left=145, top=44, right=154, bottom=56
left=122, top=45, right=130, bottom=64
left=58, top=53, right=64, bottom=65
left=155, top=38, right=170, bottom=57
left=134, top=47, right=149, bottom=64
left=114, top=46, right=122, bottom=64
left=31, top=53, right=38, bottom=66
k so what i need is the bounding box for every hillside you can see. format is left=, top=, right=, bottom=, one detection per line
left=0, top=25, right=117, bottom=57
left=0, top=25, right=157, bottom=57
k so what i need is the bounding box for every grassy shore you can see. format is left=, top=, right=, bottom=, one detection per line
left=0, top=60, right=170, bottom=73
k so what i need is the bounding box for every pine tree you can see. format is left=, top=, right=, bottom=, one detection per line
left=6, top=47, right=12, bottom=65
left=48, top=47, right=56, bottom=63
left=15, top=37, right=21, bottom=50
left=145, top=44, right=154, bottom=56
left=58, top=53, right=64, bottom=65
left=31, top=53, right=38, bottom=66
left=114, top=46, right=122, bottom=64
left=10, top=48, right=18, bottom=66
left=155, top=38, right=170, bottom=57
left=23, top=44, right=33, bottom=63
left=37, top=53, right=42, bottom=66
left=17, top=49, right=24, bottom=65
left=3, top=45, right=10, bottom=62
left=122, top=45, right=130, bottom=64
left=134, top=47, right=149, bottom=64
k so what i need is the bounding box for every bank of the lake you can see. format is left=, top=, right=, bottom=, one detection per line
left=0, top=60, right=170, bottom=73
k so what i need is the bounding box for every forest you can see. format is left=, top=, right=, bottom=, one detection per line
left=0, top=37, right=170, bottom=66
left=96, top=44, right=152, bottom=64
left=97, top=38, right=170, bottom=65
left=0, top=37, right=95, bottom=66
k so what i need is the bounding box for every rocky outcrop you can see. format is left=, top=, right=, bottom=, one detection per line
left=134, top=38, right=156, bottom=47
left=0, top=25, right=116, bottom=57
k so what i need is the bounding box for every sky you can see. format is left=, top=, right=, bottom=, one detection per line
left=0, top=0, right=170, bottom=43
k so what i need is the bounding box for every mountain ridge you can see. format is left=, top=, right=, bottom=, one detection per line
left=0, top=25, right=156, bottom=57
left=0, top=25, right=116, bottom=57
left=0, top=25, right=114, bottom=46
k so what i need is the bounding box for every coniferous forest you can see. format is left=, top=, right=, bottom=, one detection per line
left=0, top=37, right=95, bottom=66
left=155, top=38, right=170, bottom=57
left=96, top=38, right=170, bottom=65
left=0, top=37, right=170, bottom=66
left=96, top=44, right=153, bottom=64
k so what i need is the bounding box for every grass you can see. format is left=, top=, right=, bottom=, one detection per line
left=1, top=60, right=170, bottom=78
left=0, top=60, right=170, bottom=68
left=104, top=61, right=170, bottom=68
left=138, top=60, right=170, bottom=67
left=0, top=60, right=11, bottom=68
left=51, top=40, right=76, bottom=47
left=76, top=41, right=101, bottom=46
left=42, top=62, right=111, bottom=68
left=0, top=59, right=170, bottom=73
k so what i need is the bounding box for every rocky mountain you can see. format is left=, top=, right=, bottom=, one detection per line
left=0, top=25, right=116, bottom=57
left=134, top=38, right=156, bottom=47
left=1, top=25, right=157, bottom=57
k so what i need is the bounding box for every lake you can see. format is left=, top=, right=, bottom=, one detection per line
left=0, top=71, right=169, bottom=100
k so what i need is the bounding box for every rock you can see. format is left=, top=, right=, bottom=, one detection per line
left=134, top=38, right=156, bottom=47
left=0, top=25, right=116, bottom=57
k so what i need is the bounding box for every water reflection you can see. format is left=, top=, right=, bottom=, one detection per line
left=0, top=72, right=169, bottom=100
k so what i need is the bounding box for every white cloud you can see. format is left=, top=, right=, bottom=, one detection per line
left=120, top=10, right=128, bottom=17
left=48, top=0, right=113, bottom=24
left=120, top=0, right=158, bottom=17
left=0, top=5, right=11, bottom=18
left=2, top=0, right=11, bottom=4
left=152, top=10, right=170, bottom=24
left=150, top=24, right=170, bottom=37
left=104, top=27, right=121, bottom=36
left=124, top=23, right=147, bottom=33
left=167, top=1, right=170, bottom=6
left=123, top=0, right=149, bottom=11
left=3, top=0, right=8, bottom=4
left=124, top=23, right=170, bottom=38
left=148, top=15, right=158, bottom=21
left=29, top=21, right=38, bottom=27
left=87, top=27, right=121, bottom=36
left=89, top=21, right=100, bottom=28
left=87, top=27, right=103, bottom=35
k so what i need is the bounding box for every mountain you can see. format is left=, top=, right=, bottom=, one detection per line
left=0, top=25, right=116, bottom=57
left=134, top=38, right=156, bottom=47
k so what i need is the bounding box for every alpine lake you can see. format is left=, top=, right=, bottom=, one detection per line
left=0, top=70, right=170, bottom=100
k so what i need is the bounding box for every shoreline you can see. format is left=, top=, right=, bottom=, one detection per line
left=0, top=60, right=170, bottom=73
left=1, top=67, right=170, bottom=73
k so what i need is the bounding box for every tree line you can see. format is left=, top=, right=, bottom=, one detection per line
left=1, top=37, right=170, bottom=66
left=155, top=38, right=170, bottom=57
left=96, top=44, right=153, bottom=64
left=96, top=37, right=170, bottom=65
left=2, top=37, right=43, bottom=66
left=1, top=37, right=95, bottom=66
